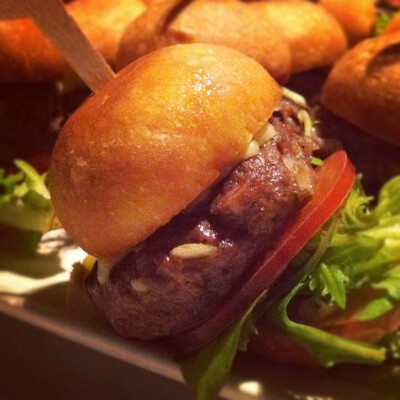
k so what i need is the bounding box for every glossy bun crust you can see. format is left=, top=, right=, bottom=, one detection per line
left=319, top=0, right=376, bottom=44
left=0, top=19, right=63, bottom=82
left=49, top=44, right=281, bottom=258
left=117, top=0, right=291, bottom=82
left=67, top=0, right=146, bottom=70
left=250, top=1, right=348, bottom=73
left=383, top=13, right=400, bottom=35
left=322, top=32, right=400, bottom=146
left=0, top=0, right=145, bottom=82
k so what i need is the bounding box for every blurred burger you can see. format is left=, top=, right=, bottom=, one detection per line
left=0, top=0, right=146, bottom=170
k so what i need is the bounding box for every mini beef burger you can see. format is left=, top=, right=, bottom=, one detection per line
left=49, top=43, right=400, bottom=398
left=50, top=43, right=315, bottom=338
left=50, top=44, right=322, bottom=339
left=49, top=43, right=347, bottom=344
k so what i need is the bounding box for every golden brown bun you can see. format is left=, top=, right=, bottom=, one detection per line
left=0, top=20, right=64, bottom=82
left=49, top=44, right=281, bottom=258
left=250, top=1, right=348, bottom=73
left=117, top=0, right=291, bottom=83
left=321, top=33, right=400, bottom=147
left=318, top=0, right=376, bottom=45
left=383, top=13, right=400, bottom=35
left=68, top=0, right=146, bottom=71
left=0, top=0, right=145, bottom=82
left=141, top=0, right=168, bottom=4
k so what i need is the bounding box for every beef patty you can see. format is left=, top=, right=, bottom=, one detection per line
left=85, top=99, right=317, bottom=340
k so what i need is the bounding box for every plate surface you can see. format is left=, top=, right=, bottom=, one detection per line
left=0, top=230, right=393, bottom=400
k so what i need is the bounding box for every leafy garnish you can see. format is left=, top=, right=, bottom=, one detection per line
left=309, top=263, right=348, bottom=309
left=380, top=330, right=400, bottom=360
left=180, top=175, right=400, bottom=398
left=311, top=156, right=323, bottom=166
left=359, top=296, right=395, bottom=322
left=375, top=12, right=394, bottom=36
left=16, top=229, right=45, bottom=253
left=180, top=293, right=264, bottom=400
left=0, top=161, right=59, bottom=250
left=260, top=175, right=400, bottom=367
left=301, top=176, right=400, bottom=320
left=267, top=283, right=386, bottom=367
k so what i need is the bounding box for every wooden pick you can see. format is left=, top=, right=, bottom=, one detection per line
left=0, top=0, right=115, bottom=92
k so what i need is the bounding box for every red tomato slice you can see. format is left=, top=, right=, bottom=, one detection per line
left=169, top=151, right=355, bottom=353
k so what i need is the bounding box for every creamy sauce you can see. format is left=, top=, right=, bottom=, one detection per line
left=97, top=253, right=126, bottom=285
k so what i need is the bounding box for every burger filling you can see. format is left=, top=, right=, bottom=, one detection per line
left=85, top=98, right=318, bottom=340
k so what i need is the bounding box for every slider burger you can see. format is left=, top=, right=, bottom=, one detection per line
left=0, top=0, right=146, bottom=169
left=318, top=0, right=376, bottom=44
left=50, top=41, right=356, bottom=348
left=0, top=0, right=146, bottom=81
left=322, top=31, right=400, bottom=146
left=50, top=43, right=312, bottom=336
left=117, top=0, right=292, bottom=82
left=50, top=43, right=326, bottom=339
left=50, top=44, right=397, bottom=388
left=247, top=1, right=348, bottom=73
left=117, top=0, right=348, bottom=80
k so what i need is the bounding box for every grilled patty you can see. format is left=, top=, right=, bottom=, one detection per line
left=85, top=99, right=317, bottom=340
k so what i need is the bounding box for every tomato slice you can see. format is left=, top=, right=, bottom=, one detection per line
left=169, top=151, right=355, bottom=353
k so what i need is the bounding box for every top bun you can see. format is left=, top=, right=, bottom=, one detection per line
left=67, top=0, right=146, bottom=71
left=117, top=0, right=291, bottom=83
left=319, top=0, right=376, bottom=45
left=49, top=44, right=281, bottom=258
left=0, top=19, right=63, bottom=82
left=383, top=13, right=400, bottom=35
left=0, top=0, right=146, bottom=82
left=250, top=1, right=347, bottom=73
left=322, top=32, right=400, bottom=146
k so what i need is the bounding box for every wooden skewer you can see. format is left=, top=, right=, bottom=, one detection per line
left=0, top=0, right=115, bottom=92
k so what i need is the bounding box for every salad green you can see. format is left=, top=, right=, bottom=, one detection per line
left=0, top=160, right=59, bottom=251
left=180, top=175, right=400, bottom=400
left=181, top=293, right=262, bottom=400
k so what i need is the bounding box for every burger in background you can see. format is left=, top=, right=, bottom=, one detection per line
left=0, top=0, right=146, bottom=171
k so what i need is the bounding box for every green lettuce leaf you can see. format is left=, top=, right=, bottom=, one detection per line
left=375, top=13, right=392, bottom=36
left=359, top=296, right=395, bottom=322
left=309, top=263, right=348, bottom=309
left=0, top=161, right=59, bottom=250
left=260, top=176, right=400, bottom=367
left=302, top=176, right=400, bottom=320
left=180, top=175, right=400, bottom=398
left=267, top=282, right=386, bottom=367
left=180, top=292, right=265, bottom=400
left=380, top=330, right=400, bottom=360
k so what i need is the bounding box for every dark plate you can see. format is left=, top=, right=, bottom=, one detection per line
left=0, top=230, right=397, bottom=400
